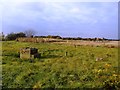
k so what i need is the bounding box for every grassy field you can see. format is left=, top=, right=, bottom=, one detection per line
left=2, top=41, right=120, bottom=89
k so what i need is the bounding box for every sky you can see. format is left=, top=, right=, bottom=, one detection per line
left=0, top=0, right=119, bottom=39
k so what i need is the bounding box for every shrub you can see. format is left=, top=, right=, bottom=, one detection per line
left=5, top=32, right=26, bottom=41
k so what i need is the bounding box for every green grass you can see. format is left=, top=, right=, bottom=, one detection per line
left=2, top=41, right=120, bottom=89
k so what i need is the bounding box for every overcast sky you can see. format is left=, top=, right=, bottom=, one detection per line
left=0, top=0, right=119, bottom=39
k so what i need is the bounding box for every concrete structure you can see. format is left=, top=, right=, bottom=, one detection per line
left=20, top=47, right=40, bottom=59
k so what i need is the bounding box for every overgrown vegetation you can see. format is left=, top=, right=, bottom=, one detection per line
left=2, top=41, right=120, bottom=89
left=5, top=32, right=26, bottom=41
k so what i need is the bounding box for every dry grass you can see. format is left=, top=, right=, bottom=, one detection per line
left=17, top=38, right=119, bottom=48
left=53, top=40, right=119, bottom=48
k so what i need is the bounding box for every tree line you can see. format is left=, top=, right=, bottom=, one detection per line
left=0, top=30, right=119, bottom=41
left=0, top=30, right=35, bottom=41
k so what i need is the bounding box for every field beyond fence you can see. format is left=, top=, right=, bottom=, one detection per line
left=17, top=37, right=119, bottom=48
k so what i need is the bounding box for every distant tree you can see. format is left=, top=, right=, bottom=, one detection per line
left=56, top=36, right=62, bottom=39
left=6, top=33, right=17, bottom=40
left=16, top=32, right=26, bottom=37
left=76, top=37, right=82, bottom=40
left=46, top=35, right=62, bottom=39
left=24, top=29, right=36, bottom=37
left=5, top=32, right=26, bottom=41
